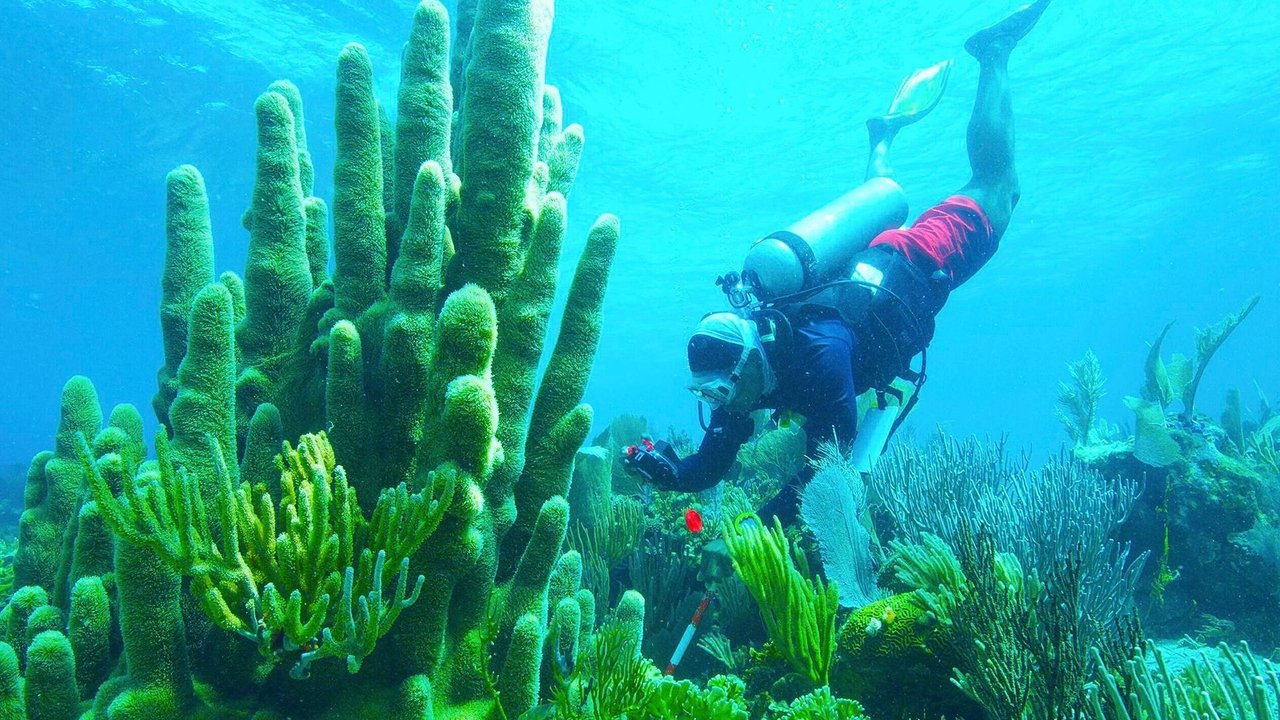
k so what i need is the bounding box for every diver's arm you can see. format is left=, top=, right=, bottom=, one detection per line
left=672, top=408, right=754, bottom=492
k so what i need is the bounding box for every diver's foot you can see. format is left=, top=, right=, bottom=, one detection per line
left=964, top=0, right=1051, bottom=60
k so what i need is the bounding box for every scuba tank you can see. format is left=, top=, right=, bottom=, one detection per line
left=735, top=177, right=908, bottom=304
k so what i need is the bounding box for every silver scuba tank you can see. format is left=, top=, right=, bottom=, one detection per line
left=741, top=176, right=908, bottom=301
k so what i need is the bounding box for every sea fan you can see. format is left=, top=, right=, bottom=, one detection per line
left=800, top=445, right=885, bottom=608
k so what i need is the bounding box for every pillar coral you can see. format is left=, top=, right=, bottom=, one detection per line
left=6, top=0, right=621, bottom=717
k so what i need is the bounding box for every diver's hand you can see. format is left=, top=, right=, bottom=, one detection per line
left=622, top=439, right=681, bottom=489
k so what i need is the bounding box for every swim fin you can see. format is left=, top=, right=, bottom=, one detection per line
left=882, top=59, right=953, bottom=126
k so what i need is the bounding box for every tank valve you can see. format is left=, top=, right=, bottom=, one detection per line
left=715, top=271, right=753, bottom=309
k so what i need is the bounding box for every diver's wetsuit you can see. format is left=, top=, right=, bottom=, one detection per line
left=674, top=194, right=997, bottom=522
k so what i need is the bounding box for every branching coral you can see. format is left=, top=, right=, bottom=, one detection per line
left=697, top=633, right=738, bottom=673
left=1247, top=416, right=1280, bottom=475
left=947, top=529, right=1045, bottom=718
left=770, top=686, right=866, bottom=719
left=1088, top=641, right=1280, bottom=719
left=645, top=674, right=752, bottom=719
left=83, top=430, right=449, bottom=675
left=1057, top=349, right=1109, bottom=447
left=568, top=494, right=645, bottom=609
left=860, top=528, right=1141, bottom=720
left=723, top=516, right=839, bottom=688
left=872, top=435, right=1145, bottom=633
left=628, top=527, right=702, bottom=645
left=850, top=435, right=1151, bottom=719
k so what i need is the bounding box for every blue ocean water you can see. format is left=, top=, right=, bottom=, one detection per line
left=0, top=0, right=1277, bottom=472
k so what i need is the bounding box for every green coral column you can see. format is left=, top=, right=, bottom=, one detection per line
left=153, top=165, right=215, bottom=427
left=373, top=159, right=449, bottom=491
left=266, top=79, right=316, bottom=196
left=393, top=674, right=435, bottom=719
left=4, top=585, right=48, bottom=670
left=394, top=0, right=453, bottom=230
left=236, top=88, right=314, bottom=435
left=325, top=321, right=371, bottom=501
left=24, top=631, right=78, bottom=720
left=69, top=576, right=112, bottom=699
left=107, top=542, right=194, bottom=719
left=448, top=0, right=555, bottom=300
left=168, top=283, right=240, bottom=517
left=331, top=43, right=388, bottom=322
left=500, top=215, right=619, bottom=574
left=417, top=285, right=498, bottom=475
left=539, top=86, right=585, bottom=197
left=14, top=376, right=101, bottom=592
left=485, top=192, right=566, bottom=538
left=50, top=405, right=142, bottom=610
left=65, top=504, right=114, bottom=595
left=0, top=643, right=21, bottom=720
left=501, top=497, right=569, bottom=629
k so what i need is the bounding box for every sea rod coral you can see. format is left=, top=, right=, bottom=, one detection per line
left=3, top=0, right=621, bottom=718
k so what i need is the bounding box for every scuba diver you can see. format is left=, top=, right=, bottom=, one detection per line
left=624, top=1, right=1052, bottom=522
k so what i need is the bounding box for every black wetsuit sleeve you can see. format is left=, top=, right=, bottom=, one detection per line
left=674, top=408, right=754, bottom=492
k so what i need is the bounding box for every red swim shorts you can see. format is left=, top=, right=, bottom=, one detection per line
left=867, top=195, right=996, bottom=288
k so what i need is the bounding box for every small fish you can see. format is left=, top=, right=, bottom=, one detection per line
left=684, top=508, right=704, bottom=534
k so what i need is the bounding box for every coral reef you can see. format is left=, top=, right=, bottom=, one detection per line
left=4, top=0, right=620, bottom=717
left=1056, top=299, right=1279, bottom=649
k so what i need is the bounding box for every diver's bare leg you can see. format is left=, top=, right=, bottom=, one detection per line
left=865, top=117, right=897, bottom=180
left=958, top=0, right=1051, bottom=238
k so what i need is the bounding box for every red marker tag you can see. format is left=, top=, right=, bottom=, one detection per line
left=684, top=508, right=704, bottom=534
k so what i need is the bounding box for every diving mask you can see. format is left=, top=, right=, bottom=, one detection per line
left=688, top=343, right=753, bottom=409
